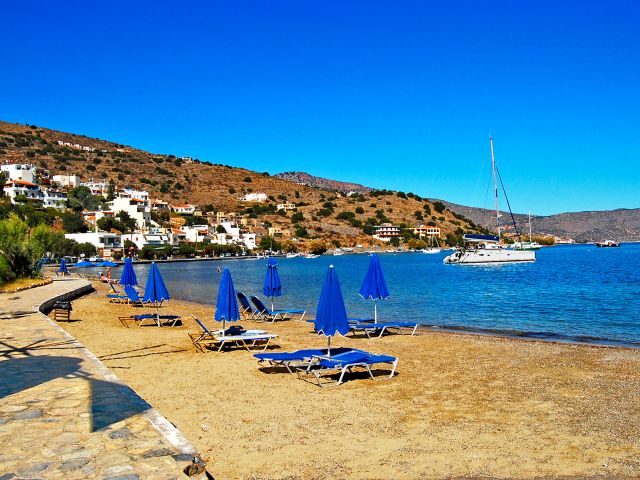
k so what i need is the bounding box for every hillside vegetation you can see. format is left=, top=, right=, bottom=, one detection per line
left=0, top=121, right=480, bottom=247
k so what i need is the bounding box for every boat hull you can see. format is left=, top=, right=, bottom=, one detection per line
left=443, top=248, right=535, bottom=264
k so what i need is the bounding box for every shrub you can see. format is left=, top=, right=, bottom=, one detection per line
left=243, top=176, right=252, bottom=183
left=433, top=201, right=446, bottom=213
left=290, top=212, right=304, bottom=223
left=355, top=207, right=364, bottom=214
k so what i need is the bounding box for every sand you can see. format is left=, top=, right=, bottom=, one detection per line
left=61, top=282, right=640, bottom=479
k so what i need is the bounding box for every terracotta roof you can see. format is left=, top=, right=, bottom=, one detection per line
left=172, top=204, right=193, bottom=209
left=9, top=180, right=38, bottom=187
left=172, top=229, right=186, bottom=234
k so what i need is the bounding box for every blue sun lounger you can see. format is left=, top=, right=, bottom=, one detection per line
left=349, top=321, right=419, bottom=338
left=250, top=295, right=306, bottom=322
left=253, top=347, right=355, bottom=373
left=187, top=315, right=276, bottom=353
left=237, top=292, right=260, bottom=319
left=299, top=349, right=399, bottom=386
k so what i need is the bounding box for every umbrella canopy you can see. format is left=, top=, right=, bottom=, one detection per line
left=215, top=268, right=240, bottom=333
left=97, top=260, right=118, bottom=267
left=358, top=253, right=390, bottom=322
left=74, top=260, right=96, bottom=268
left=314, top=265, right=349, bottom=355
left=58, top=258, right=68, bottom=274
left=119, top=257, right=138, bottom=287
left=263, top=257, right=282, bottom=310
left=143, top=263, right=170, bottom=320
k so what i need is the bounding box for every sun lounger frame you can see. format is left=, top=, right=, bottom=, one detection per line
left=297, top=351, right=398, bottom=387
left=188, top=315, right=277, bottom=353
left=349, top=322, right=418, bottom=338
left=249, top=295, right=306, bottom=322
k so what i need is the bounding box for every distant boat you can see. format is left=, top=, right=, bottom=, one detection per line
left=422, top=248, right=441, bottom=254
left=333, top=249, right=344, bottom=256
left=510, top=212, right=542, bottom=251
left=444, top=138, right=536, bottom=265
left=595, top=240, right=621, bottom=248
left=286, top=253, right=300, bottom=258
left=304, top=254, right=320, bottom=259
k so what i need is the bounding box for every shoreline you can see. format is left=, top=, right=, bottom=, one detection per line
left=58, top=281, right=640, bottom=479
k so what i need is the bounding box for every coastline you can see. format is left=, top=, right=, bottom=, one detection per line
left=58, top=281, right=640, bottom=479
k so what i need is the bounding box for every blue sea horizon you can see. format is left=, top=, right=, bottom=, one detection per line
left=120, top=244, right=640, bottom=348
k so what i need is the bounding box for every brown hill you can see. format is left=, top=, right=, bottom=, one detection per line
left=0, top=120, right=477, bottom=247
left=275, top=171, right=372, bottom=194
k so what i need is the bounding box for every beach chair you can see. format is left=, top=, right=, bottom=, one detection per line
left=298, top=350, right=399, bottom=387
left=254, top=347, right=355, bottom=373
left=118, top=313, right=182, bottom=328
left=349, top=321, right=419, bottom=338
left=188, top=315, right=275, bottom=353
left=249, top=295, right=306, bottom=322
left=237, top=292, right=260, bottom=319
left=123, top=285, right=145, bottom=307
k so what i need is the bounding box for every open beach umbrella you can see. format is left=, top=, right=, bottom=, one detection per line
left=263, top=257, right=282, bottom=311
left=97, top=260, right=118, bottom=268
left=119, top=257, right=138, bottom=287
left=143, top=262, right=170, bottom=322
left=215, top=268, right=240, bottom=334
left=359, top=253, right=390, bottom=322
left=314, top=265, right=350, bottom=356
left=75, top=260, right=96, bottom=268
left=58, top=258, right=68, bottom=275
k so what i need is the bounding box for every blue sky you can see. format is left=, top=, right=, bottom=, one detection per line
left=1, top=1, right=639, bottom=215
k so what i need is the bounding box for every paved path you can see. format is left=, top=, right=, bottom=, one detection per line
left=0, top=279, right=208, bottom=479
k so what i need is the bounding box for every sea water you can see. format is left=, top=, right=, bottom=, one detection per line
left=124, top=244, right=640, bottom=347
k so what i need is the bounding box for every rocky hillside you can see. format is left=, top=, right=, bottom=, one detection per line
left=0, top=120, right=477, bottom=247
left=439, top=200, right=640, bottom=243
left=275, top=171, right=372, bottom=194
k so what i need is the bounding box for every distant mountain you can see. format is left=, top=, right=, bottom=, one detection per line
left=438, top=200, right=640, bottom=243
left=275, top=171, right=372, bottom=194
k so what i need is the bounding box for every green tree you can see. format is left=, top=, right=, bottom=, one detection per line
left=290, top=212, right=304, bottom=223
left=259, top=235, right=281, bottom=252
left=67, top=186, right=101, bottom=212
left=178, top=243, right=196, bottom=257
left=106, top=179, right=116, bottom=201
left=0, top=172, right=5, bottom=196
left=0, top=214, right=39, bottom=283
left=216, top=224, right=227, bottom=233
left=62, top=212, right=88, bottom=233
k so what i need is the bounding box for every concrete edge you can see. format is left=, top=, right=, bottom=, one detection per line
left=35, top=280, right=199, bottom=457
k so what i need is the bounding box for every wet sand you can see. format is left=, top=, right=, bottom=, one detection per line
left=62, top=282, right=640, bottom=479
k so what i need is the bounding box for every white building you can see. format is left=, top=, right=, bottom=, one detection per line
left=51, top=174, right=82, bottom=188
left=64, top=232, right=122, bottom=257
left=1, top=163, right=36, bottom=183
left=215, top=221, right=256, bottom=250
left=42, top=189, right=68, bottom=209
left=276, top=203, right=296, bottom=211
left=82, top=180, right=109, bottom=197
left=240, top=192, right=268, bottom=203
left=171, top=204, right=196, bottom=215
left=182, top=225, right=212, bottom=244
left=109, top=197, right=151, bottom=229
left=373, top=223, right=401, bottom=242
left=3, top=179, right=41, bottom=204
left=413, top=225, right=441, bottom=238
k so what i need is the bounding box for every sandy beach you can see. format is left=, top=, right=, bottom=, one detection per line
left=60, top=282, right=640, bottom=479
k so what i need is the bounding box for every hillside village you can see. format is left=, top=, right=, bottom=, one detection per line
left=0, top=121, right=486, bottom=260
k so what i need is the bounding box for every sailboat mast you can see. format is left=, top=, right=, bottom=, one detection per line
left=490, top=137, right=500, bottom=239
left=529, top=211, right=532, bottom=243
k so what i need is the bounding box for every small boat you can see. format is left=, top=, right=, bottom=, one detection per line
left=422, top=247, right=441, bottom=254
left=595, top=240, right=621, bottom=248
left=510, top=212, right=542, bottom=251
left=286, top=253, right=300, bottom=258
left=333, top=249, right=344, bottom=256
left=304, top=254, right=320, bottom=259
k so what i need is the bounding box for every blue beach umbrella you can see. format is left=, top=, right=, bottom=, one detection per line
left=59, top=258, right=68, bottom=275
left=314, top=265, right=350, bottom=355
left=263, top=257, right=282, bottom=311
left=97, top=260, right=118, bottom=268
left=75, top=260, right=96, bottom=268
left=143, top=262, right=170, bottom=321
left=359, top=253, right=390, bottom=322
left=119, top=257, right=138, bottom=287
left=215, top=268, right=240, bottom=334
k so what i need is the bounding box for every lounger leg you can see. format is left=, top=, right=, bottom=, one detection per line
left=378, top=327, right=387, bottom=338
left=259, top=338, right=271, bottom=352
left=389, top=359, right=398, bottom=378
left=336, top=367, right=348, bottom=385
left=410, top=324, right=418, bottom=335
left=299, top=312, right=306, bottom=321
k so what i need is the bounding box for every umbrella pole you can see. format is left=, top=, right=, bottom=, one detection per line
left=327, top=336, right=331, bottom=357
left=223, top=319, right=226, bottom=335
left=271, top=298, right=274, bottom=312
left=156, top=304, right=160, bottom=327
left=374, top=302, right=377, bottom=323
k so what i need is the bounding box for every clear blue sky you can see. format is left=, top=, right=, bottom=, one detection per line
left=2, top=1, right=639, bottom=215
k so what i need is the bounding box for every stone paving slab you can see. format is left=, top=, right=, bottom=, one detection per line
left=0, top=279, right=208, bottom=479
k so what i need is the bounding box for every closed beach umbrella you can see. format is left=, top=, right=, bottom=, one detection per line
left=59, top=258, right=68, bottom=275
left=143, top=262, right=170, bottom=321
left=119, top=257, right=138, bottom=287
left=314, top=265, right=350, bottom=356
left=263, top=257, right=282, bottom=311
left=215, top=268, right=240, bottom=334
left=359, top=253, right=390, bottom=323
left=75, top=260, right=96, bottom=268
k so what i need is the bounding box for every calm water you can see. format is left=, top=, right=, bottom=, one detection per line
left=112, top=244, right=640, bottom=347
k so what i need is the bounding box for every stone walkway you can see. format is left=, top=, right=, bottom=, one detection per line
left=0, top=279, right=208, bottom=479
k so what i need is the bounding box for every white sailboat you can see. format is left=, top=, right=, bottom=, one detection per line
left=510, top=212, right=542, bottom=251
left=443, top=138, right=536, bottom=265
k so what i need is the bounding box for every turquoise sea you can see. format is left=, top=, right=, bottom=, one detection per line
left=117, top=244, right=640, bottom=347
